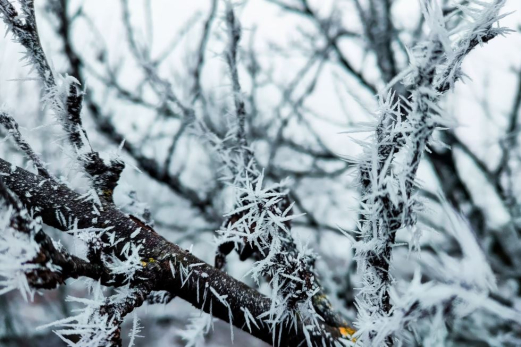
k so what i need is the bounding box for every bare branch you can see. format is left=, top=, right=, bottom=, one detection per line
left=0, top=110, right=56, bottom=181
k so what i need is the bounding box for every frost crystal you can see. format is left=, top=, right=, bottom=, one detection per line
left=0, top=205, right=40, bottom=301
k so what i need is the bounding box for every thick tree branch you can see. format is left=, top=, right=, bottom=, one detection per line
left=0, top=157, right=348, bottom=346
left=0, top=177, right=122, bottom=292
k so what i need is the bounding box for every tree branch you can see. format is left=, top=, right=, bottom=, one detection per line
left=0, top=157, right=347, bottom=346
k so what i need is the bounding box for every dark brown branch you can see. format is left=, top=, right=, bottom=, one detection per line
left=0, top=178, right=121, bottom=290
left=0, top=157, right=348, bottom=346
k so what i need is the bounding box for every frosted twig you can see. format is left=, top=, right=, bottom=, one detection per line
left=0, top=110, right=57, bottom=181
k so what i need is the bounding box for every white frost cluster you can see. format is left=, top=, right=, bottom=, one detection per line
left=39, top=281, right=118, bottom=347
left=219, top=169, right=303, bottom=280
left=214, top=160, right=327, bottom=343
left=177, top=313, right=214, bottom=347
left=104, top=242, right=144, bottom=284
left=40, top=281, right=147, bottom=347
left=201, top=93, right=327, bottom=342
left=0, top=205, right=41, bottom=301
